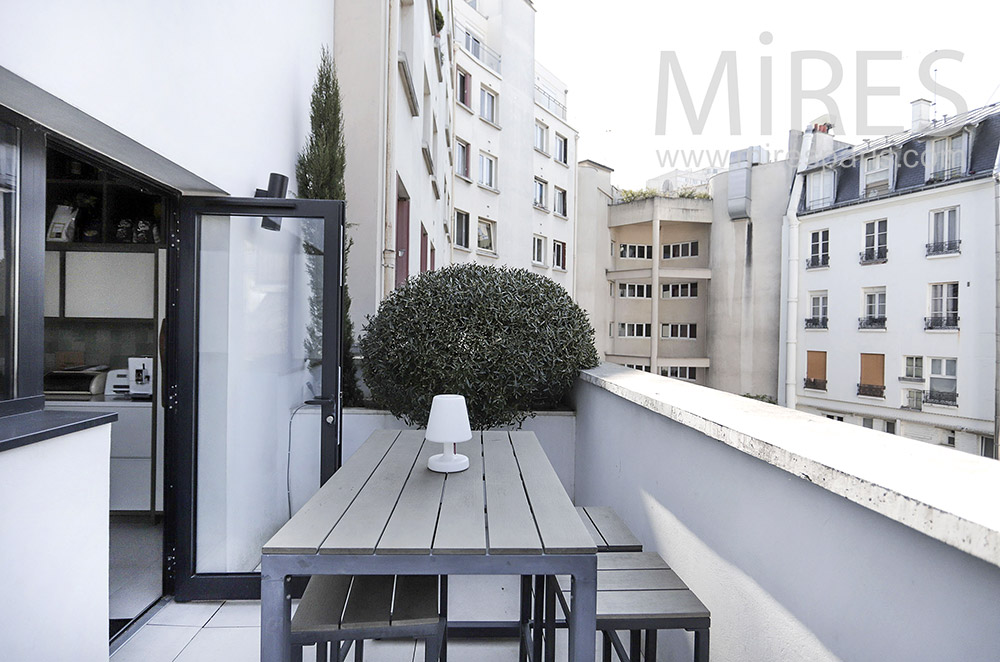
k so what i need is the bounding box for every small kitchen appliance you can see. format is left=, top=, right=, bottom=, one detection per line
left=128, top=357, right=154, bottom=399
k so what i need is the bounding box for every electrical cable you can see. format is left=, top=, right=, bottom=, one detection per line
left=286, top=402, right=317, bottom=519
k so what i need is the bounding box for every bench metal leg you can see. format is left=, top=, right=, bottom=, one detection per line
left=354, top=639, right=364, bottom=662
left=316, top=642, right=329, bottom=662
left=533, top=575, right=544, bottom=662
left=544, top=576, right=556, bottom=662
left=602, top=632, right=613, bottom=662
left=629, top=631, right=641, bottom=661
left=645, top=630, right=656, bottom=662
left=439, top=577, right=449, bottom=662
left=693, top=629, right=709, bottom=662
left=520, top=575, right=532, bottom=662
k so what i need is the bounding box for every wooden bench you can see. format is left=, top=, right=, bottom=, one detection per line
left=290, top=574, right=445, bottom=662
left=549, top=552, right=710, bottom=662
left=576, top=506, right=643, bottom=552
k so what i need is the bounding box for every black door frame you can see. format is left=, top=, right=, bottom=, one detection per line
left=167, top=196, right=344, bottom=601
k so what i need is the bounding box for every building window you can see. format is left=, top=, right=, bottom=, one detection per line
left=619, top=283, right=652, bottom=298
left=903, top=389, right=923, bottom=410
left=807, top=229, right=829, bottom=268
left=553, top=240, right=567, bottom=270
left=478, top=152, right=497, bottom=189
left=662, top=241, right=699, bottom=260
left=618, top=323, right=652, bottom=338
left=982, top=436, right=997, bottom=460
left=662, top=282, right=698, bottom=299
left=858, top=353, right=885, bottom=398
left=945, top=431, right=956, bottom=447
left=480, top=87, right=498, bottom=124
left=805, top=350, right=827, bottom=390
left=619, top=243, right=652, bottom=259
left=825, top=414, right=845, bottom=422
left=661, top=323, right=697, bottom=339
left=624, top=363, right=651, bottom=373
left=0, top=122, right=17, bottom=400
left=554, top=187, right=567, bottom=217
left=927, top=282, right=959, bottom=329
left=860, top=288, right=886, bottom=329
left=806, top=292, right=828, bottom=329
left=806, top=169, right=834, bottom=209
left=532, top=235, right=545, bottom=265
left=885, top=420, right=896, bottom=434
left=862, top=152, right=893, bottom=197
left=860, top=219, right=887, bottom=264
left=555, top=134, right=568, bottom=165
left=927, top=357, right=958, bottom=406
left=455, top=139, right=470, bottom=179
left=927, top=207, right=960, bottom=255
left=661, top=366, right=697, bottom=381
left=904, top=355, right=924, bottom=380
left=477, top=218, right=496, bottom=253
left=457, top=69, right=471, bottom=108
left=928, top=133, right=967, bottom=181
left=534, top=121, right=548, bottom=153
left=533, top=178, right=547, bottom=209
left=862, top=417, right=874, bottom=429
left=454, top=210, right=470, bottom=249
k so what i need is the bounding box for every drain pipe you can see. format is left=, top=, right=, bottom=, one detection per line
left=993, top=147, right=1000, bottom=447
left=780, top=129, right=815, bottom=409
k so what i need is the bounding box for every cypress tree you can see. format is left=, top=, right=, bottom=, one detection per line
left=297, top=46, right=363, bottom=406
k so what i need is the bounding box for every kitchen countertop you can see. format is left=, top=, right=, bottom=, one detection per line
left=0, top=409, right=118, bottom=453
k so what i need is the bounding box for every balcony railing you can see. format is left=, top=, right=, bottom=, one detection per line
left=858, top=316, right=887, bottom=330
left=804, top=317, right=828, bottom=329
left=924, top=390, right=958, bottom=406
left=925, top=314, right=960, bottom=330
left=928, top=166, right=964, bottom=182
left=457, top=24, right=501, bottom=74
left=926, top=240, right=961, bottom=256
left=534, top=85, right=567, bottom=120
left=805, top=254, right=830, bottom=269
left=858, top=383, right=886, bottom=398
left=859, top=246, right=888, bottom=264
left=804, top=377, right=827, bottom=391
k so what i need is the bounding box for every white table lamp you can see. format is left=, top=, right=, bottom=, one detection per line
left=426, top=394, right=472, bottom=473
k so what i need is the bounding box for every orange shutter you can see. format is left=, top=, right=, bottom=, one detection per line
left=860, top=353, right=885, bottom=386
left=806, top=351, right=827, bottom=381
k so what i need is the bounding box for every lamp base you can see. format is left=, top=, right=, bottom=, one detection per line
left=428, top=452, right=470, bottom=473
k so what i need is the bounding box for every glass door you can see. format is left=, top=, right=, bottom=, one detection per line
left=169, top=197, right=343, bottom=600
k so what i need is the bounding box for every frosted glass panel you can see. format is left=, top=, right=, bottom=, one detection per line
left=196, top=214, right=324, bottom=573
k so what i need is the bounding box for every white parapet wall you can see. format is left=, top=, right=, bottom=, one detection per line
left=572, top=363, right=1000, bottom=662
left=0, top=424, right=112, bottom=661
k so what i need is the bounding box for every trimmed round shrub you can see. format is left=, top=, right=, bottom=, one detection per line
left=360, top=264, right=600, bottom=429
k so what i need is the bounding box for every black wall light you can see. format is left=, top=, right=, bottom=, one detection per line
left=258, top=172, right=289, bottom=231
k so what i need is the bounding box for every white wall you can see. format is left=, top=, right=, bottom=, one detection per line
left=0, top=425, right=111, bottom=662
left=0, top=0, right=334, bottom=196
left=795, top=179, right=996, bottom=439
left=573, top=368, right=1000, bottom=662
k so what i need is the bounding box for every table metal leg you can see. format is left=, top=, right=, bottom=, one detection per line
left=645, top=630, right=657, bottom=662
left=693, top=629, right=709, bottom=662
left=544, top=576, right=556, bottom=662
left=440, top=576, right=449, bottom=662
left=568, top=560, right=597, bottom=662
left=630, top=631, right=641, bottom=661
left=260, top=561, right=291, bottom=662
left=533, top=575, right=544, bottom=662
left=520, top=575, right=532, bottom=662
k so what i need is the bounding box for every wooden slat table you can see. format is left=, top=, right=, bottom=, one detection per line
left=261, top=429, right=598, bottom=662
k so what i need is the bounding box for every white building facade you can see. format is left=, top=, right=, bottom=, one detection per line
left=785, top=103, right=1000, bottom=458
left=451, top=0, right=578, bottom=294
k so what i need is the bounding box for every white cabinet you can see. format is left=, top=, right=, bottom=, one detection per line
left=44, top=251, right=60, bottom=317
left=64, top=252, right=155, bottom=318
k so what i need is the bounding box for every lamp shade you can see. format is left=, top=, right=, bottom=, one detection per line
left=425, top=394, right=473, bottom=444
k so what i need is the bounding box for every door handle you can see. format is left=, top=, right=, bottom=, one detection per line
left=305, top=395, right=335, bottom=405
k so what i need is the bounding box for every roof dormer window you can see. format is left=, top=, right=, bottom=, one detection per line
left=862, top=152, right=894, bottom=198
left=806, top=169, right=835, bottom=210
left=926, top=132, right=968, bottom=182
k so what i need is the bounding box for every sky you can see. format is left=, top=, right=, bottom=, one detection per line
left=533, top=0, right=1000, bottom=189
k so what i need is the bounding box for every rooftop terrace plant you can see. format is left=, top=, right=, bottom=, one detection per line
left=360, top=264, right=600, bottom=429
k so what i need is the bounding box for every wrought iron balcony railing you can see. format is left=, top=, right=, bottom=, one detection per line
left=858, top=316, right=887, bottom=330
left=926, top=240, right=961, bottom=256
left=804, top=317, right=828, bottom=329
left=805, top=255, right=830, bottom=269
left=927, top=166, right=964, bottom=182
left=858, top=383, right=886, bottom=398
left=804, top=377, right=827, bottom=391
left=924, top=390, right=958, bottom=406
left=859, top=246, right=888, bottom=264
left=924, top=314, right=960, bottom=330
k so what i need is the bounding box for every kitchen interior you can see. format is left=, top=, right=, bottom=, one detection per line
left=42, top=145, right=168, bottom=640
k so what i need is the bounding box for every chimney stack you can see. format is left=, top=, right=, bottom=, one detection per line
left=911, top=99, right=932, bottom=132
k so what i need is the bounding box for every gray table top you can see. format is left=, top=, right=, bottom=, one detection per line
left=263, top=429, right=596, bottom=557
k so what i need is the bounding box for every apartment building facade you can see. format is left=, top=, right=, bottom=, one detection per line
left=451, top=0, right=578, bottom=295
left=336, top=0, right=456, bottom=329
left=786, top=102, right=1000, bottom=458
